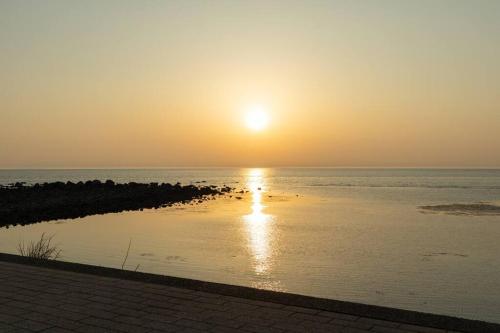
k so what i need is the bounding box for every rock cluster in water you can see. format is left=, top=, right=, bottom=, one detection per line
left=0, top=180, right=232, bottom=228
left=419, top=203, right=500, bottom=216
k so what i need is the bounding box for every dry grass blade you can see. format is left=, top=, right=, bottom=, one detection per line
left=17, top=233, right=61, bottom=260
left=121, top=239, right=132, bottom=270
left=121, top=239, right=140, bottom=271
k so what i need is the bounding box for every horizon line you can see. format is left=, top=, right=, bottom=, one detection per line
left=1, top=166, right=500, bottom=170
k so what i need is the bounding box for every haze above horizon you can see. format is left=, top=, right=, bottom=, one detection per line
left=1, top=1, right=500, bottom=168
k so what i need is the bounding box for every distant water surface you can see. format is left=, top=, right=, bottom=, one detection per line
left=1, top=168, right=500, bottom=323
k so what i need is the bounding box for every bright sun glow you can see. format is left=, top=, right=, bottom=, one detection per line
left=245, top=105, right=270, bottom=131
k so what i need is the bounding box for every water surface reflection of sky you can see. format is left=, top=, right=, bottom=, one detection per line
left=242, top=169, right=276, bottom=280
left=1, top=169, right=500, bottom=322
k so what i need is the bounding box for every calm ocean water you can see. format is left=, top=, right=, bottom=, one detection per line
left=1, top=168, right=500, bottom=323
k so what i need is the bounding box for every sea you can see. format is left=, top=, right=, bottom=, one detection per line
left=1, top=168, right=499, bottom=323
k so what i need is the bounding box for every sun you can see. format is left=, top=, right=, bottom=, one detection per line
left=245, top=105, right=270, bottom=131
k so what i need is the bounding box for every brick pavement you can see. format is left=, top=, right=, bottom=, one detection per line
left=0, top=261, right=466, bottom=333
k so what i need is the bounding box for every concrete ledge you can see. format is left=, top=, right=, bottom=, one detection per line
left=0, top=252, right=497, bottom=333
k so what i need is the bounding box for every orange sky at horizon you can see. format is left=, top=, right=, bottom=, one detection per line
left=1, top=1, right=500, bottom=168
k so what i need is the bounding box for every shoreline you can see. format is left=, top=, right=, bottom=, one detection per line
left=0, top=252, right=497, bottom=333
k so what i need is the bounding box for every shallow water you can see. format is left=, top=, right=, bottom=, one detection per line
left=1, top=168, right=500, bottom=323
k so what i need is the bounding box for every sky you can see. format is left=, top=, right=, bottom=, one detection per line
left=1, top=0, right=500, bottom=168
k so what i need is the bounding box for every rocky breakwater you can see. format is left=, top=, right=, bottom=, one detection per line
left=0, top=180, right=232, bottom=227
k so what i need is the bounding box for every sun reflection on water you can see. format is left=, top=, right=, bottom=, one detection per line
left=243, top=168, right=274, bottom=276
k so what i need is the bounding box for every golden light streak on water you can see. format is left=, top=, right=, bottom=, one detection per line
left=243, top=168, right=274, bottom=276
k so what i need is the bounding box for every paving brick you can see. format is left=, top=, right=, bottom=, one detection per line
left=300, top=320, right=347, bottom=332
left=272, top=322, right=312, bottom=332
left=357, top=317, right=400, bottom=328
left=282, top=305, right=319, bottom=314
left=79, top=317, right=117, bottom=330
left=145, top=320, right=181, bottom=331
left=81, top=317, right=149, bottom=333
left=0, top=313, right=23, bottom=324
left=3, top=300, right=35, bottom=311
left=317, top=310, right=359, bottom=321
left=251, top=307, right=294, bottom=320
left=185, top=300, right=224, bottom=312
left=209, top=325, right=243, bottom=333
left=290, top=312, right=331, bottom=323
left=75, top=324, right=118, bottom=333
left=241, top=323, right=284, bottom=333
left=194, top=291, right=222, bottom=299
left=331, top=318, right=373, bottom=329
left=195, top=296, right=227, bottom=305
left=110, top=306, right=148, bottom=318
left=115, top=300, right=149, bottom=310
left=205, top=315, right=243, bottom=329
left=205, top=311, right=238, bottom=321
left=176, top=318, right=213, bottom=330
left=342, top=327, right=371, bottom=333
left=232, top=314, right=277, bottom=327
left=223, top=301, right=259, bottom=312
left=3, top=326, right=32, bottom=333
left=143, top=313, right=178, bottom=324
left=176, top=328, right=205, bottom=333
left=42, top=327, right=76, bottom=333
left=12, top=319, right=53, bottom=332
left=88, top=295, right=117, bottom=304
left=0, top=322, right=16, bottom=331
left=43, top=317, right=84, bottom=331
left=0, top=261, right=471, bottom=333
left=112, top=315, right=145, bottom=326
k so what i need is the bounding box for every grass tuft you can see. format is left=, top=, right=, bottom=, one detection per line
left=17, top=233, right=61, bottom=260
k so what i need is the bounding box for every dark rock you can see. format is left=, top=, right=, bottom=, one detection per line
left=0, top=180, right=233, bottom=228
